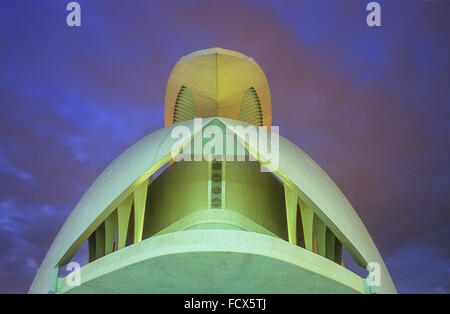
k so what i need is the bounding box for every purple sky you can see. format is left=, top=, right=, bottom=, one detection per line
left=0, top=0, right=449, bottom=293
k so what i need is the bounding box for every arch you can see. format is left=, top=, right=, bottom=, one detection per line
left=29, top=117, right=396, bottom=294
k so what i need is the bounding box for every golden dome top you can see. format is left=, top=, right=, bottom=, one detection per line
left=164, top=48, right=272, bottom=127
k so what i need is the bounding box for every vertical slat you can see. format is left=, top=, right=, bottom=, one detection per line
left=296, top=205, right=305, bottom=247
left=105, top=210, right=118, bottom=255
left=134, top=178, right=149, bottom=243
left=325, top=228, right=336, bottom=261
left=299, top=199, right=314, bottom=251
left=284, top=185, right=297, bottom=245
left=335, top=239, right=343, bottom=265
left=221, top=161, right=226, bottom=209
left=95, top=222, right=106, bottom=259
left=88, top=232, right=96, bottom=263
left=313, top=215, right=326, bottom=257
left=117, top=194, right=133, bottom=250
left=313, top=234, right=318, bottom=253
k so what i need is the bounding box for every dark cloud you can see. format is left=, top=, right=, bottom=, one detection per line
left=0, top=0, right=448, bottom=293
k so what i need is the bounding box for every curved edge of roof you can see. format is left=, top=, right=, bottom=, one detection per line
left=60, top=230, right=366, bottom=294
left=29, top=117, right=396, bottom=294
left=180, top=47, right=259, bottom=65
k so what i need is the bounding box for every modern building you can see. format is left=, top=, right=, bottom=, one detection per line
left=29, top=48, right=396, bottom=294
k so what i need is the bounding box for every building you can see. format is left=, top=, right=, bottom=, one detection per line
left=29, top=48, right=396, bottom=294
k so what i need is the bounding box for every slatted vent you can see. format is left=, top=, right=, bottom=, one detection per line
left=238, top=87, right=263, bottom=126
left=173, top=86, right=196, bottom=123
left=210, top=161, right=224, bottom=209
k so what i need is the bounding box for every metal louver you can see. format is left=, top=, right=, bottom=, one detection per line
left=173, top=86, right=196, bottom=123
left=238, top=87, right=263, bottom=126
left=209, top=161, right=224, bottom=209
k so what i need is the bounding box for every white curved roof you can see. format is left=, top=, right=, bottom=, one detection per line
left=29, top=117, right=396, bottom=294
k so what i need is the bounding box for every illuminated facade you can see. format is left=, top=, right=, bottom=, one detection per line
left=29, top=48, right=396, bottom=294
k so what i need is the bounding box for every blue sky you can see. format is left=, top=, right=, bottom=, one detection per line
left=0, top=0, right=449, bottom=293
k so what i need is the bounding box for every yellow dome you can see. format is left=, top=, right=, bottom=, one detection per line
left=164, top=48, right=272, bottom=127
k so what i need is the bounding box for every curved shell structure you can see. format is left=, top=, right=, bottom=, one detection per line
left=29, top=49, right=396, bottom=294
